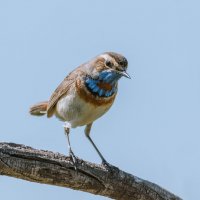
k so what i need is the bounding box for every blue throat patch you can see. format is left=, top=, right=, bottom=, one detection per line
left=85, top=71, right=121, bottom=97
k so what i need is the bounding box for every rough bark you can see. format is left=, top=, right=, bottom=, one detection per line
left=0, top=142, right=182, bottom=200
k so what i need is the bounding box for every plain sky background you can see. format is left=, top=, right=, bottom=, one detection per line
left=0, top=0, right=199, bottom=199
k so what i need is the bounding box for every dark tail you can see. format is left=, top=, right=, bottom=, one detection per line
left=29, top=101, right=48, bottom=116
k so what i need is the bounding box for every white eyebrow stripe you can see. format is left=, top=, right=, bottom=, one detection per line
left=100, top=54, right=112, bottom=61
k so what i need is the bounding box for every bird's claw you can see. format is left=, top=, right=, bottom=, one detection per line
left=102, top=160, right=119, bottom=173
left=69, top=149, right=78, bottom=170
left=102, top=160, right=112, bottom=169
left=102, top=159, right=109, bottom=166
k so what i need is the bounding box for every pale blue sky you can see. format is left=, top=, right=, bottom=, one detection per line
left=0, top=0, right=200, bottom=199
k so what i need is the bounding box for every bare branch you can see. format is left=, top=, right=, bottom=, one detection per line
left=0, top=142, right=182, bottom=200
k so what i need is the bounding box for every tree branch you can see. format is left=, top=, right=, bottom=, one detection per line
left=0, top=142, right=181, bottom=200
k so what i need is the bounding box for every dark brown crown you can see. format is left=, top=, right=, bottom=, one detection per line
left=105, top=52, right=128, bottom=68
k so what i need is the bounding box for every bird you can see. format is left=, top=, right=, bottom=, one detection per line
left=29, top=52, right=130, bottom=166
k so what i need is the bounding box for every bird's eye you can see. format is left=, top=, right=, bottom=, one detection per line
left=119, top=61, right=123, bottom=66
left=105, top=60, right=112, bottom=68
left=119, top=58, right=128, bottom=67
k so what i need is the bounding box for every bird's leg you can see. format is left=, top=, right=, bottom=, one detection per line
left=64, top=122, right=77, bottom=169
left=85, top=123, right=109, bottom=166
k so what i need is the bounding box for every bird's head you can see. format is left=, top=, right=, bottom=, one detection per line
left=89, top=52, right=130, bottom=82
left=83, top=52, right=130, bottom=97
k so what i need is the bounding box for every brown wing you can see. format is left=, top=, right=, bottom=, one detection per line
left=47, top=69, right=82, bottom=118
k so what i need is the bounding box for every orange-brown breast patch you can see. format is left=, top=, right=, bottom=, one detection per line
left=97, top=82, right=112, bottom=91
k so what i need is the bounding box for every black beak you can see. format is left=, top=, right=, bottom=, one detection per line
left=119, top=71, right=131, bottom=79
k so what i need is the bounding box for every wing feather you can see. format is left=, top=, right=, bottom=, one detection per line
left=47, top=70, right=82, bottom=118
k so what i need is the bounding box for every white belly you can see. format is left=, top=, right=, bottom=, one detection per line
left=55, top=91, right=112, bottom=128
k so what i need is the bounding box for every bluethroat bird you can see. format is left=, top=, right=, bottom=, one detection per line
left=29, top=52, right=130, bottom=166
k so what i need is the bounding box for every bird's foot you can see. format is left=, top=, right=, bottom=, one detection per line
left=102, top=159, right=111, bottom=167
left=102, top=159, right=113, bottom=170
left=69, top=149, right=78, bottom=170
left=102, top=160, right=119, bottom=173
